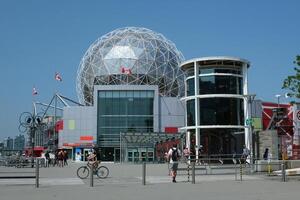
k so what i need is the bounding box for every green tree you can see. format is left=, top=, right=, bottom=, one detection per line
left=282, top=55, right=300, bottom=98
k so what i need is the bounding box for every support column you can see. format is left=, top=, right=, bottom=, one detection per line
left=194, top=61, right=200, bottom=160
left=242, top=63, right=250, bottom=151
left=186, top=131, right=191, bottom=150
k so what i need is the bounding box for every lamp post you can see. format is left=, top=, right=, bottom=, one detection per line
left=275, top=94, right=282, bottom=109
left=19, top=112, right=47, bottom=167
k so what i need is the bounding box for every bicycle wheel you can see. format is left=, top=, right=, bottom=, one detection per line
left=77, top=166, right=90, bottom=179
left=96, top=166, right=109, bottom=178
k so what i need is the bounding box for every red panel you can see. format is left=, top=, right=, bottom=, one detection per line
left=80, top=136, right=94, bottom=141
left=55, top=120, right=64, bottom=132
left=33, top=146, right=44, bottom=151
left=165, top=127, right=178, bottom=133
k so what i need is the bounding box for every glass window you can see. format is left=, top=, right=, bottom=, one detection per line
left=147, top=91, right=154, bottom=98
left=199, top=67, right=242, bottom=75
left=99, top=91, right=105, bottom=98
left=97, top=90, right=154, bottom=147
left=200, top=98, right=244, bottom=125
left=199, top=75, right=242, bottom=95
left=140, top=91, right=147, bottom=97
left=126, top=91, right=133, bottom=98
left=106, top=91, right=113, bottom=98
left=133, top=91, right=140, bottom=98
left=187, top=99, right=195, bottom=126
left=120, top=91, right=126, bottom=97
left=187, top=78, right=195, bottom=96
left=112, top=91, right=119, bottom=98
left=186, top=68, right=194, bottom=77
left=199, top=128, right=245, bottom=155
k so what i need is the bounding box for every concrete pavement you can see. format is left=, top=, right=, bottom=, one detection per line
left=0, top=162, right=299, bottom=200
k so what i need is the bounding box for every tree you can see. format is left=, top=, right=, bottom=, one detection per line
left=282, top=55, right=300, bottom=99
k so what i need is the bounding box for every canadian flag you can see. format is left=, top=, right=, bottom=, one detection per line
left=120, top=66, right=132, bottom=75
left=32, top=87, right=38, bottom=95
left=55, top=72, right=62, bottom=81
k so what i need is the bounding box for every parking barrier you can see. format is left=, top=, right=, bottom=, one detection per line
left=142, top=162, right=146, bottom=185
left=89, top=164, right=94, bottom=187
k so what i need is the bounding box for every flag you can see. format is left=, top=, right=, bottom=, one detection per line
left=32, top=87, right=38, bottom=95
left=55, top=72, right=62, bottom=81
left=120, top=66, right=132, bottom=75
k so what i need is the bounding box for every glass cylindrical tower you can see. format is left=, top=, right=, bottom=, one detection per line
left=180, top=56, right=251, bottom=158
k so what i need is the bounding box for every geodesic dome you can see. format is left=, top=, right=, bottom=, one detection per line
left=76, top=27, right=185, bottom=106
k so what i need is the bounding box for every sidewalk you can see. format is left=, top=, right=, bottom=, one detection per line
left=0, top=162, right=299, bottom=200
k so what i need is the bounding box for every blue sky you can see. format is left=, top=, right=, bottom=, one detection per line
left=0, top=0, right=299, bottom=140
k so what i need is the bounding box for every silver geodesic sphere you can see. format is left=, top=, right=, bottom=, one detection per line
left=76, top=27, right=185, bottom=106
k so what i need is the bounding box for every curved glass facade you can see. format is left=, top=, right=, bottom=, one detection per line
left=181, top=57, right=249, bottom=156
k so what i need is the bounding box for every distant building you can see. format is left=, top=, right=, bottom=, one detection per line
left=14, top=134, right=25, bottom=151
left=0, top=141, right=4, bottom=152
left=3, top=137, right=14, bottom=150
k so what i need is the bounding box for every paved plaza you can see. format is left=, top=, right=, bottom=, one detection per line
left=0, top=162, right=299, bottom=200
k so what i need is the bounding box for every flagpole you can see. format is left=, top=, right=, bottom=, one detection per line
left=54, top=71, right=62, bottom=151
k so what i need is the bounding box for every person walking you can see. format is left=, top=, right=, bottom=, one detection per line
left=263, top=148, right=269, bottom=160
left=241, top=145, right=250, bottom=164
left=45, top=151, right=50, bottom=167
left=183, top=147, right=190, bottom=163
left=168, top=144, right=181, bottom=183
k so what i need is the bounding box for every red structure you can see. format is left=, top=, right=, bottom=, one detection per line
left=262, top=102, right=296, bottom=159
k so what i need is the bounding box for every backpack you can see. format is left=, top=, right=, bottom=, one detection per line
left=171, top=148, right=179, bottom=161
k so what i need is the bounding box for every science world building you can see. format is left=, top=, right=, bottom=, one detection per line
left=180, top=57, right=251, bottom=158
left=58, top=27, right=254, bottom=162
left=59, top=27, right=186, bottom=162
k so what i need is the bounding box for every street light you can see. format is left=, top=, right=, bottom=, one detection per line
left=275, top=94, right=282, bottom=108
left=19, top=112, right=47, bottom=167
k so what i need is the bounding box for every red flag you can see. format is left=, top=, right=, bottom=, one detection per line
left=32, top=87, right=38, bottom=95
left=120, top=66, right=132, bottom=75
left=55, top=72, right=62, bottom=81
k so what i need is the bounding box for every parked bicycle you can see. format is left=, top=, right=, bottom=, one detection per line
left=77, top=163, right=109, bottom=179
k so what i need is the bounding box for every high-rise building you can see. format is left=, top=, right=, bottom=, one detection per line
left=4, top=137, right=14, bottom=150
left=14, top=134, right=25, bottom=151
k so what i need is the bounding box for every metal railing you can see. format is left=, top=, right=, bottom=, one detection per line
left=0, top=158, right=40, bottom=187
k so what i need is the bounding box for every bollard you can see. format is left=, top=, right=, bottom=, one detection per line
left=142, top=162, right=146, bottom=185
left=187, top=164, right=190, bottom=182
left=239, top=162, right=243, bottom=181
left=281, top=163, right=286, bottom=182
left=267, top=163, right=271, bottom=176
left=90, top=164, right=94, bottom=187
left=191, top=161, right=195, bottom=184
left=35, top=158, right=39, bottom=188
left=235, top=162, right=237, bottom=181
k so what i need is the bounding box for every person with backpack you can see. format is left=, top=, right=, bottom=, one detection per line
left=168, top=144, right=181, bottom=183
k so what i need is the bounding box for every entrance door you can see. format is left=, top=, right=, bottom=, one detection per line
left=83, top=149, right=91, bottom=161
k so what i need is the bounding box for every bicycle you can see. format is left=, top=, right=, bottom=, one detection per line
left=77, top=163, right=109, bottom=179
